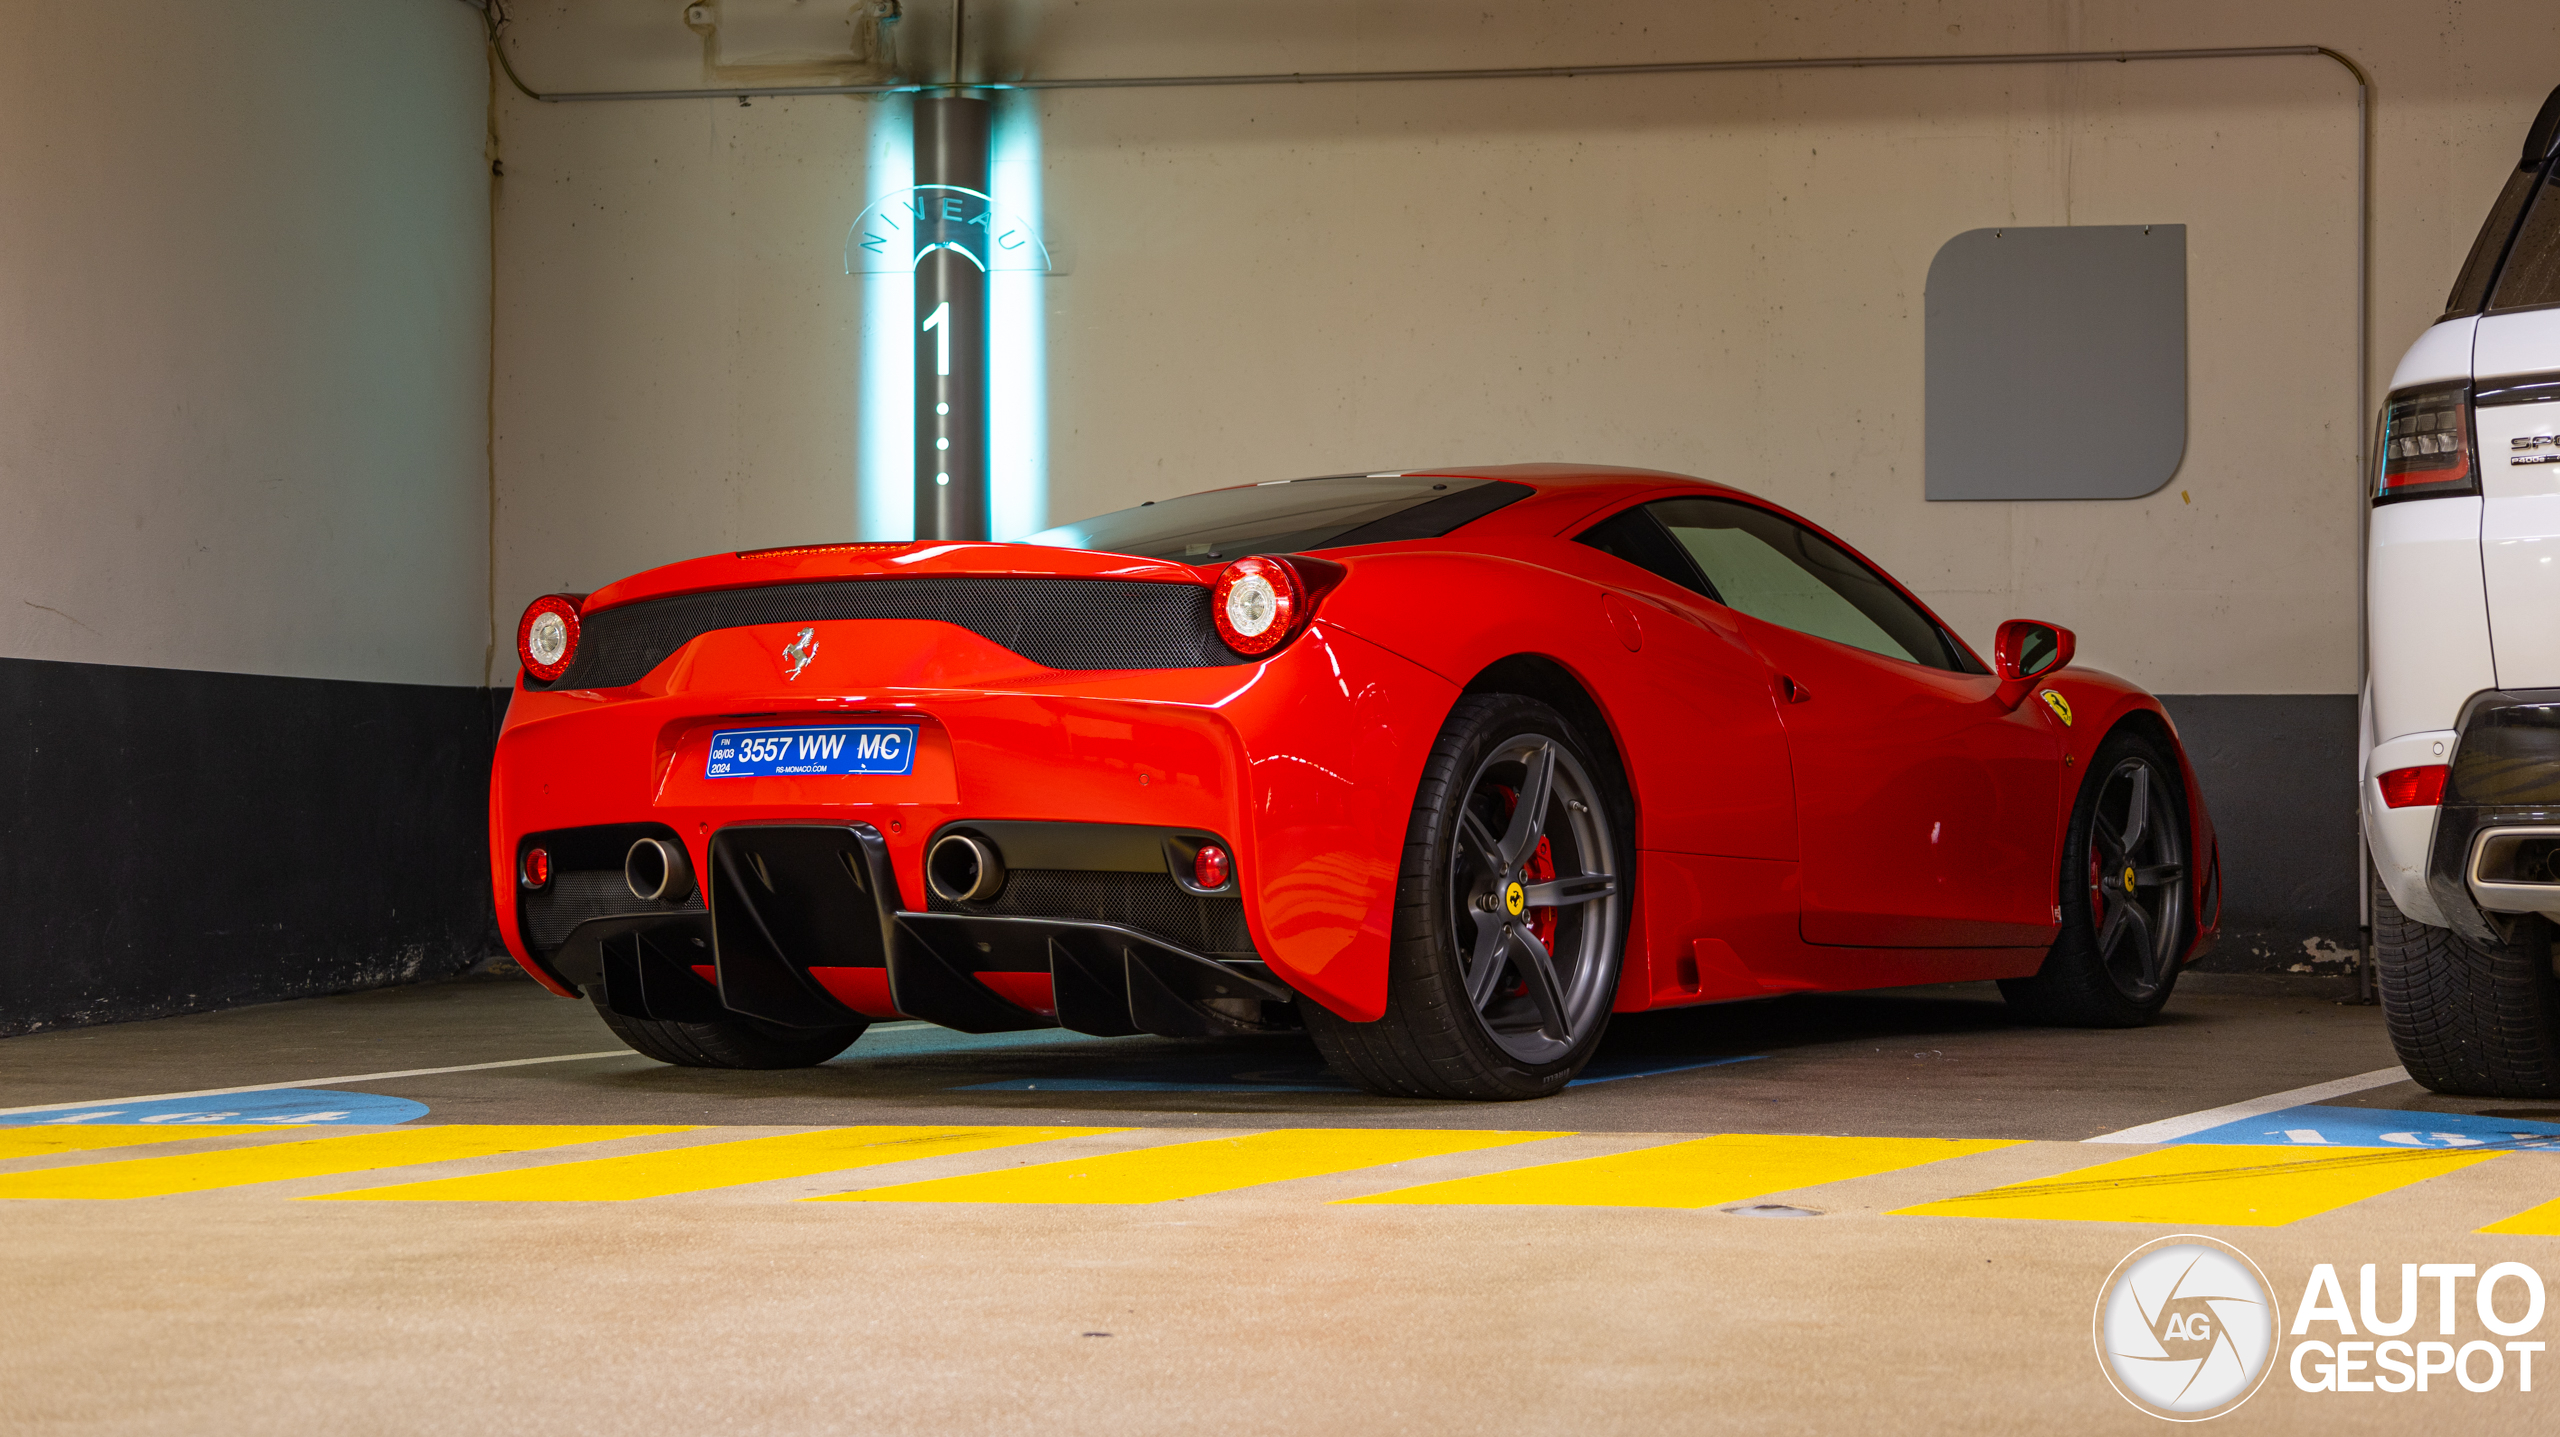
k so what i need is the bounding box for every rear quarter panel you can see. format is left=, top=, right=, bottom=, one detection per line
left=1223, top=623, right=1461, bottom=1022
left=1315, top=542, right=1800, bottom=862
left=1309, top=542, right=1803, bottom=1013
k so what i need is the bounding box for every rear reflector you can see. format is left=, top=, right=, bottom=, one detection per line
left=520, top=847, right=552, bottom=888
left=2378, top=764, right=2450, bottom=808
left=1194, top=844, right=1232, bottom=890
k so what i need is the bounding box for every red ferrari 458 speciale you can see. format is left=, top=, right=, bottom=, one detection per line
left=492, top=465, right=2219, bottom=1098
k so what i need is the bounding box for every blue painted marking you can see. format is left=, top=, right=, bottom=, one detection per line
left=956, top=1076, right=1349, bottom=1093
left=1571, top=1054, right=1764, bottom=1086
left=950, top=1053, right=1762, bottom=1094
left=2170, top=1103, right=2560, bottom=1151
left=0, top=1088, right=428, bottom=1128
left=836, top=1025, right=1098, bottom=1059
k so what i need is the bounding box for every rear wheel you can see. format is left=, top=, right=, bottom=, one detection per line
left=1304, top=694, right=1628, bottom=1100
left=2001, top=732, right=2190, bottom=1028
left=2376, top=880, right=2560, bottom=1097
left=591, top=995, right=866, bottom=1069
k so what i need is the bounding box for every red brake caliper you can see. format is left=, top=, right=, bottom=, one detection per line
left=1492, top=785, right=1560, bottom=952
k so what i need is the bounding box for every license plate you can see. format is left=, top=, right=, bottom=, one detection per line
left=704, top=725, right=917, bottom=779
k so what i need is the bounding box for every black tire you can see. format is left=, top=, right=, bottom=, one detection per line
left=2001, top=730, right=2191, bottom=1028
left=2376, top=879, right=2560, bottom=1098
left=1303, top=693, right=1630, bottom=1100
left=590, top=994, right=866, bottom=1069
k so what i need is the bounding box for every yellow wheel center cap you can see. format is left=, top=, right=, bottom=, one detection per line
left=1504, top=881, right=1527, bottom=917
left=2122, top=866, right=2138, bottom=894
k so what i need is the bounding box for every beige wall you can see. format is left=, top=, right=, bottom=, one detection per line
left=0, top=0, right=491, bottom=686
left=489, top=1, right=2560, bottom=694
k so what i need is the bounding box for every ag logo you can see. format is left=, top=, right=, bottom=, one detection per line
left=2096, top=1235, right=2279, bottom=1420
left=779, top=626, right=819, bottom=681
left=2041, top=690, right=2074, bottom=726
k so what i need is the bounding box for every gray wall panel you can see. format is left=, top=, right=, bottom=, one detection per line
left=1927, top=225, right=2188, bottom=501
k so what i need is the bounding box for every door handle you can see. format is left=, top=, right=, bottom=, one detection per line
left=1778, top=675, right=1812, bottom=704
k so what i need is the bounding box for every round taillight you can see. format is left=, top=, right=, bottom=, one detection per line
left=1194, top=844, right=1231, bottom=890
left=1211, top=556, right=1304, bottom=656
left=517, top=595, right=582, bottom=682
left=520, top=847, right=552, bottom=889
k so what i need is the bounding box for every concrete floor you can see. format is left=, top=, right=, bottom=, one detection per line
left=3, top=971, right=2556, bottom=1434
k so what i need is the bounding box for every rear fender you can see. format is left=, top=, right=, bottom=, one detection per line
left=1230, top=624, right=1460, bottom=1022
left=1315, top=545, right=1798, bottom=862
left=488, top=735, right=579, bottom=997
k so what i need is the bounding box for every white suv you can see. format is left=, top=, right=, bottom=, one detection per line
left=2366, top=86, right=2560, bottom=1096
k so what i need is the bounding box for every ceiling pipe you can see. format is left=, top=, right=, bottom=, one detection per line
left=485, top=38, right=2339, bottom=105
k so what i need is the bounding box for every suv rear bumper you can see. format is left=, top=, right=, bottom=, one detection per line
left=2425, top=687, right=2560, bottom=943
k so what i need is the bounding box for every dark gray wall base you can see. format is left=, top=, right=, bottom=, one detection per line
left=2155, top=694, right=2359, bottom=974
left=0, top=676, right=2362, bottom=1029
left=0, top=656, right=503, bottom=1037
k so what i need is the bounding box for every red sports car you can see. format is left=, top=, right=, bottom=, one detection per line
left=491, top=465, right=2220, bottom=1099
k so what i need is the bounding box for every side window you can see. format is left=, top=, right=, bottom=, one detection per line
left=2491, top=159, right=2560, bottom=313
left=2446, top=163, right=2543, bottom=318
left=1645, top=498, right=1969, bottom=672
left=1575, top=504, right=1711, bottom=594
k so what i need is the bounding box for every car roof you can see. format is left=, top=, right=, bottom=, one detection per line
left=1361, top=463, right=1748, bottom=539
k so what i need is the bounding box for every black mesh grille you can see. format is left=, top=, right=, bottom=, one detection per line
left=522, top=869, right=705, bottom=953
left=538, top=577, right=1241, bottom=690
left=930, top=869, right=1255, bottom=958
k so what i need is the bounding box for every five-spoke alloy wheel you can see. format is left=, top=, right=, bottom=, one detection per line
left=2001, top=731, right=2190, bottom=1027
left=1305, top=693, right=1628, bottom=1098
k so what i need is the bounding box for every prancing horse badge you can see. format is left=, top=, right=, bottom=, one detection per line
left=780, top=626, right=819, bottom=681
left=2039, top=689, right=2073, bottom=726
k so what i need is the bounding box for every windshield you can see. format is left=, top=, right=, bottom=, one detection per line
left=1021, top=475, right=1532, bottom=561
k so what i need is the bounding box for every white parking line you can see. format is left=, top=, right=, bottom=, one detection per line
left=0, top=1051, right=639, bottom=1117
left=2082, top=1064, right=2413, bottom=1143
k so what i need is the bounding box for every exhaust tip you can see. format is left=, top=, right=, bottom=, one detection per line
left=927, top=831, right=1006, bottom=904
left=626, top=837, right=696, bottom=904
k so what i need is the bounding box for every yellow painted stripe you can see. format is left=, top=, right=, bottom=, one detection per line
left=823, top=1127, right=1566, bottom=1205
left=1894, top=1143, right=2502, bottom=1227
left=314, top=1125, right=1122, bottom=1202
left=2478, top=1192, right=2560, bottom=1236
left=0, top=1125, right=690, bottom=1200
left=0, top=1126, right=280, bottom=1160
left=1343, top=1133, right=2019, bottom=1208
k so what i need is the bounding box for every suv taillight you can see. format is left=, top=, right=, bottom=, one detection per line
left=2374, top=382, right=2478, bottom=503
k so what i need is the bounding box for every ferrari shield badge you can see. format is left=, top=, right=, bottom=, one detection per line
left=2039, top=689, right=2073, bottom=726
left=780, top=626, right=819, bottom=681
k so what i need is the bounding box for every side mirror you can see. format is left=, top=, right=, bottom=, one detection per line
left=1994, top=619, right=2075, bottom=707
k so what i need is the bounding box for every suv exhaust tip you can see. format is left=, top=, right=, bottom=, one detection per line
left=2467, top=827, right=2560, bottom=917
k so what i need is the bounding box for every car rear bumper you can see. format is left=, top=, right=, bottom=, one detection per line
left=537, top=823, right=1297, bottom=1039
left=2423, top=687, right=2560, bottom=942
left=489, top=617, right=1457, bottom=1023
